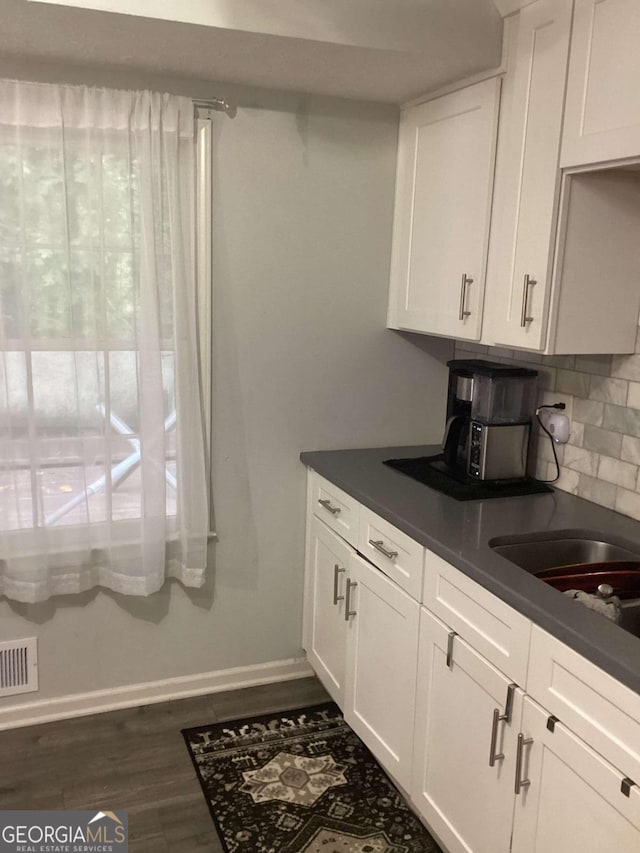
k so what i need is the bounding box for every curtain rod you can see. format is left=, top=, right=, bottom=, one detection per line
left=193, top=97, right=237, bottom=118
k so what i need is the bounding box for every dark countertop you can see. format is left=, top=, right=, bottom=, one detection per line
left=300, top=445, right=640, bottom=696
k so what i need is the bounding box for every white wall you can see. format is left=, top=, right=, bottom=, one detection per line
left=0, top=61, right=451, bottom=712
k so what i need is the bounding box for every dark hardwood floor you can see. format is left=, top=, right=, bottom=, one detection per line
left=0, top=676, right=330, bottom=851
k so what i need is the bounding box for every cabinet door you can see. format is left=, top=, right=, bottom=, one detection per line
left=412, top=607, right=524, bottom=853
left=561, top=0, right=640, bottom=166
left=423, top=548, right=532, bottom=686
left=483, top=0, right=572, bottom=351
left=388, top=78, right=500, bottom=341
left=526, top=625, right=640, bottom=787
left=344, top=552, right=420, bottom=790
left=512, top=697, right=640, bottom=853
left=304, top=516, right=351, bottom=705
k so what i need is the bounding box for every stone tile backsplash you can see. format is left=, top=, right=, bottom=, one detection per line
left=453, top=326, right=640, bottom=521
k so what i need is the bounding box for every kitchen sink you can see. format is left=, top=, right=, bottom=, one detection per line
left=489, top=530, right=640, bottom=573
left=489, top=530, right=640, bottom=640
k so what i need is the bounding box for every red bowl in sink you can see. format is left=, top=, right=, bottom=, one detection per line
left=536, top=561, right=640, bottom=599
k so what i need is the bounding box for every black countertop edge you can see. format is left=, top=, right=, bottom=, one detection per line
left=300, top=446, right=640, bottom=697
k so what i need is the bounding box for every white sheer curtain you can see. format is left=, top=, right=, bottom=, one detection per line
left=0, top=80, right=209, bottom=603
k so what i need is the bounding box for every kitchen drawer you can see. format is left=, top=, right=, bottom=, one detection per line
left=527, top=625, right=640, bottom=785
left=310, top=471, right=359, bottom=546
left=357, top=506, right=424, bottom=600
left=423, top=549, right=531, bottom=685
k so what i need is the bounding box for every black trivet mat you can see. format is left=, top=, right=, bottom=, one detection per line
left=182, top=701, right=441, bottom=853
left=384, top=455, right=552, bottom=501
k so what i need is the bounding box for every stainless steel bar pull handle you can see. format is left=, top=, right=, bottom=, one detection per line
left=515, top=733, right=533, bottom=794
left=520, top=274, right=537, bottom=327
left=368, top=539, right=398, bottom=560
left=459, top=274, right=473, bottom=321
left=489, top=708, right=505, bottom=767
left=446, top=631, right=457, bottom=669
left=344, top=579, right=358, bottom=621
left=318, top=498, right=341, bottom=516
left=489, top=684, right=517, bottom=767
left=333, top=564, right=345, bottom=605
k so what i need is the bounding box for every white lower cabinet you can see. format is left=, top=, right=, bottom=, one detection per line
left=412, top=608, right=640, bottom=853
left=304, top=515, right=352, bottom=706
left=526, top=624, right=640, bottom=786
left=303, top=469, right=640, bottom=852
left=412, top=607, right=525, bottom=853
left=512, top=697, right=640, bottom=853
left=303, top=506, right=420, bottom=790
left=344, top=552, right=420, bottom=791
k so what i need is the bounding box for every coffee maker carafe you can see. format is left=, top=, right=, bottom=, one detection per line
left=443, top=360, right=537, bottom=481
left=442, top=368, right=474, bottom=471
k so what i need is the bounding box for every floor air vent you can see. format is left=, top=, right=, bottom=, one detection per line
left=0, top=638, right=38, bottom=697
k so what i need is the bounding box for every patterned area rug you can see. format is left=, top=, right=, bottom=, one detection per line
left=182, top=701, right=442, bottom=853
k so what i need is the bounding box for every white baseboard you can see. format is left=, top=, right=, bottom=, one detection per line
left=0, top=657, right=314, bottom=731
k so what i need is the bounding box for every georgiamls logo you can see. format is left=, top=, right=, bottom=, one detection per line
left=86, top=812, right=126, bottom=843
left=88, top=812, right=123, bottom=826
left=0, top=809, right=128, bottom=851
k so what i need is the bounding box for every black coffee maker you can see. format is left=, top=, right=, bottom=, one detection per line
left=443, top=360, right=537, bottom=481
left=442, top=365, right=474, bottom=471
left=384, top=359, right=549, bottom=498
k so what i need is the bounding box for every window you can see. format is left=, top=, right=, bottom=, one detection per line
left=0, top=81, right=210, bottom=602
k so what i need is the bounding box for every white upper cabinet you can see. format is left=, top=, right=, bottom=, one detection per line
left=387, top=78, right=500, bottom=342
left=385, top=0, right=640, bottom=354
left=483, top=0, right=640, bottom=355
left=561, top=0, right=640, bottom=167
left=482, top=0, right=573, bottom=351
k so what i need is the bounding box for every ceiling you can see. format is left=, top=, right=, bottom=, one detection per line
left=0, top=0, right=505, bottom=103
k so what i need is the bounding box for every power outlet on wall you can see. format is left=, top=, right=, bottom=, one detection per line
left=536, top=392, right=573, bottom=448
left=545, top=413, right=571, bottom=444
